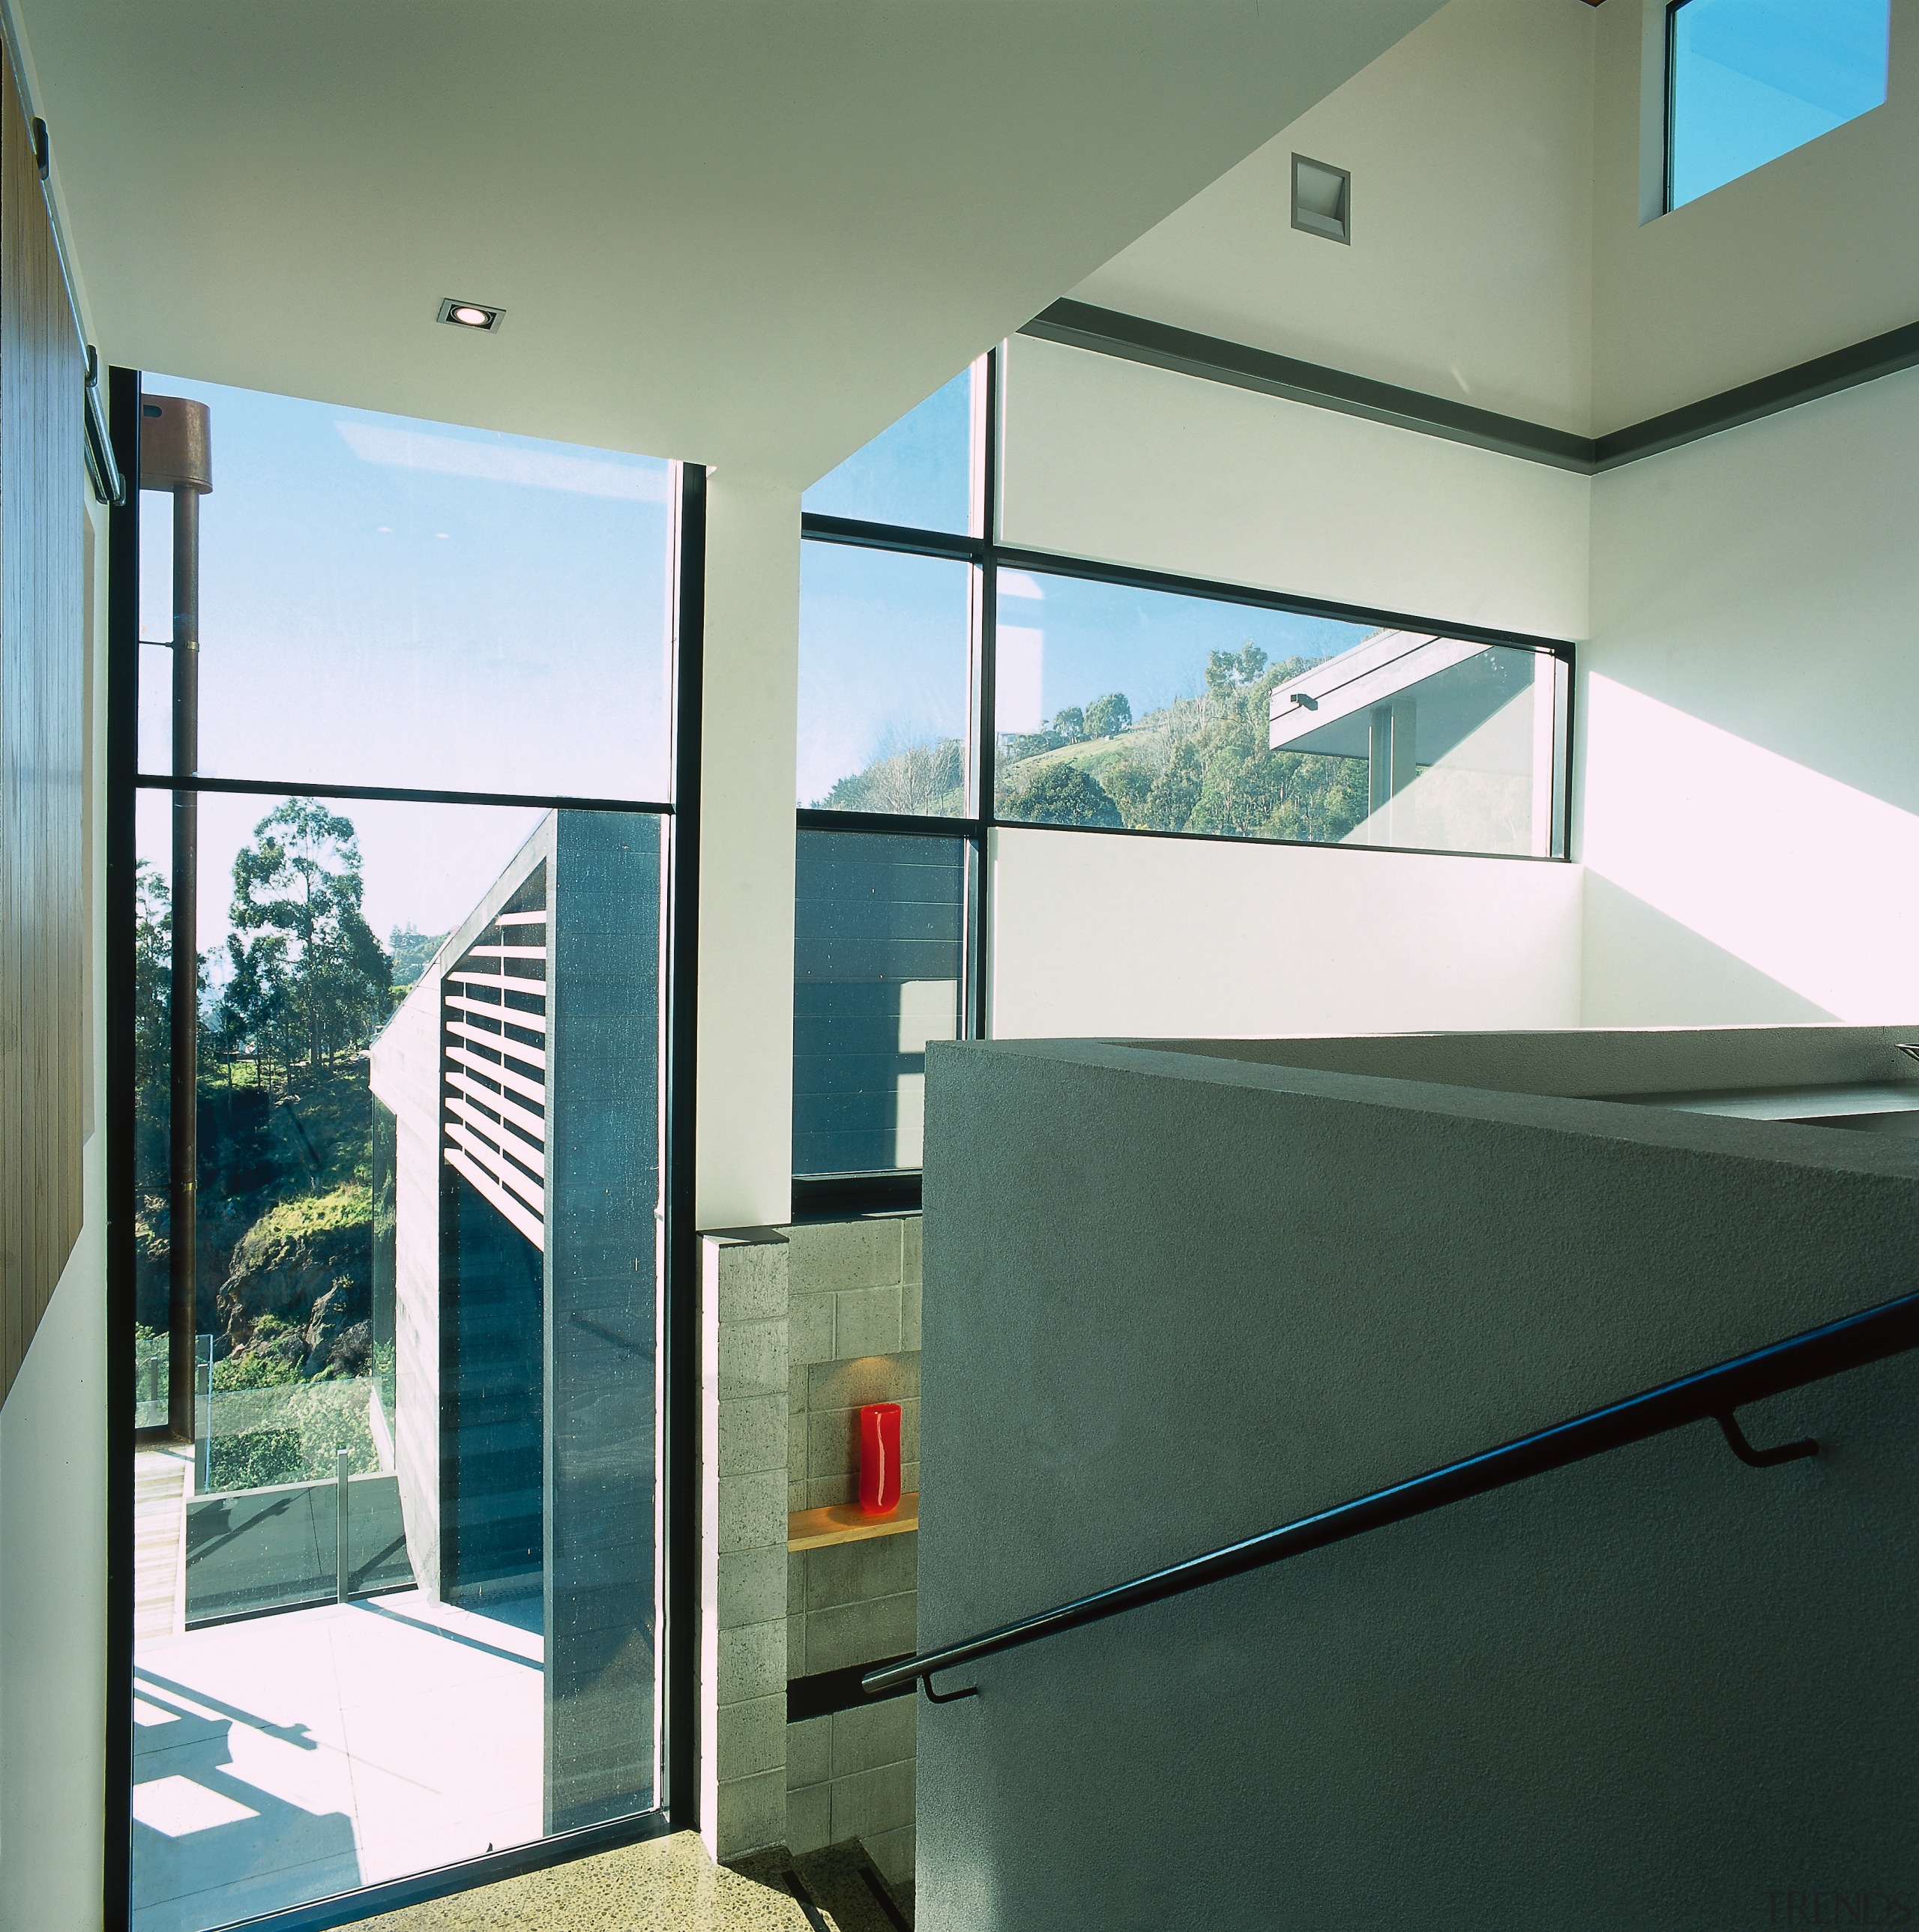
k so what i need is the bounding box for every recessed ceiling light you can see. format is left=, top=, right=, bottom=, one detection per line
left=437, top=298, right=504, bottom=333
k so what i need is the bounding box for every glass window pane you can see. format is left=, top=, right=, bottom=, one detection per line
left=131, top=789, right=664, bottom=1928
left=794, top=830, right=967, bottom=1177
left=1267, top=636, right=1567, bottom=857
left=992, top=571, right=1563, bottom=857
left=801, top=364, right=977, bottom=533
left=1669, top=0, right=1889, bottom=208
left=798, top=542, right=972, bottom=815
left=137, top=378, right=673, bottom=799
left=992, top=571, right=1367, bottom=836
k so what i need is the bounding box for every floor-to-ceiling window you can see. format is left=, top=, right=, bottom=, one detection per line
left=795, top=366, right=983, bottom=1204
left=116, top=375, right=688, bottom=1931
left=794, top=351, right=1574, bottom=1207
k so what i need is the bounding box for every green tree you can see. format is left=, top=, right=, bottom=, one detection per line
left=388, top=925, right=448, bottom=992
left=1084, top=691, right=1133, bottom=739
left=217, top=929, right=292, bottom=1074
left=133, top=862, right=172, bottom=1102
left=1050, top=705, right=1085, bottom=740
left=1013, top=762, right=1123, bottom=828
left=223, top=803, right=391, bottom=1072
left=1206, top=644, right=1268, bottom=693
left=1143, top=740, right=1203, bottom=831
left=815, top=736, right=963, bottom=814
left=1101, top=757, right=1154, bottom=827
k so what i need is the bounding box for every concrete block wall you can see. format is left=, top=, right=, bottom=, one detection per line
left=699, top=1212, right=923, bottom=1886
left=783, top=1213, right=923, bottom=1892
left=700, top=1229, right=791, bottom=1862
left=790, top=1346, right=921, bottom=1515
left=786, top=1694, right=918, bottom=1887
left=787, top=1521, right=918, bottom=1681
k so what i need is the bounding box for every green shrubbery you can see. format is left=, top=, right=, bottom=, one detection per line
left=208, top=1374, right=380, bottom=1491
left=209, top=1429, right=304, bottom=1491
left=997, top=646, right=1371, bottom=844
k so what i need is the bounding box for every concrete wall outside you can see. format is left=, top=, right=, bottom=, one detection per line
left=367, top=959, right=445, bottom=1599
left=915, top=1033, right=1919, bottom=1932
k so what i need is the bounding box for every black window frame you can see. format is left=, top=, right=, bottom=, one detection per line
left=104, top=370, right=705, bottom=1931
left=794, top=345, right=1577, bottom=1211
left=1665, top=0, right=1691, bottom=216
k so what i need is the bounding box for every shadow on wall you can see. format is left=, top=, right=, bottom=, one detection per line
left=1579, top=675, right=1919, bottom=1024
left=1580, top=875, right=1833, bottom=1027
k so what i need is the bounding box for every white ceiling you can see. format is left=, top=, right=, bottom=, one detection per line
left=1068, top=0, right=1919, bottom=440
left=13, top=0, right=1441, bottom=484
left=1070, top=0, right=1601, bottom=434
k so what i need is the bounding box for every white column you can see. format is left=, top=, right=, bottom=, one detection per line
left=694, top=473, right=801, bottom=1231
left=691, top=474, right=800, bottom=1862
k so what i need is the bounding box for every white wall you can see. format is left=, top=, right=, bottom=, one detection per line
left=992, top=335, right=1588, bottom=1041
left=0, top=495, right=109, bottom=1932
left=1072, top=0, right=1597, bottom=433
left=999, top=336, right=1589, bottom=642
left=1579, top=369, right=1919, bottom=1026
left=696, top=474, right=801, bottom=1228
left=1591, top=0, right=1919, bottom=432
left=0, top=1213, right=108, bottom=1932
left=991, top=828, right=1579, bottom=1039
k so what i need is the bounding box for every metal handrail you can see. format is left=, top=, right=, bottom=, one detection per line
left=864, top=1287, right=1919, bottom=1703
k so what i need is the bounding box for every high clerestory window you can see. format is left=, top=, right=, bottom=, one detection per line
left=793, top=354, right=1573, bottom=1202
left=1666, top=0, right=1891, bottom=210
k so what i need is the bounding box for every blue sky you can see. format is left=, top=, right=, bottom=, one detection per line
left=139, top=375, right=673, bottom=800
left=1669, top=0, right=1889, bottom=207
left=994, top=573, right=1363, bottom=738
left=801, top=366, right=974, bottom=533
left=139, top=374, right=672, bottom=953
left=798, top=543, right=971, bottom=806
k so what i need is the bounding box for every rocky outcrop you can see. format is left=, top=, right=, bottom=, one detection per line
left=217, top=1183, right=373, bottom=1373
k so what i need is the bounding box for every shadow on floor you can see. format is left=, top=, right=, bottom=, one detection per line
left=731, top=1841, right=914, bottom=1931
left=131, top=1692, right=361, bottom=1932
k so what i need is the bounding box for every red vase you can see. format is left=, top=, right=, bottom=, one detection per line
left=859, top=1402, right=903, bottom=1515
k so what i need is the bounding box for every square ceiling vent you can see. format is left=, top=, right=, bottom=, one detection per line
left=1292, top=154, right=1351, bottom=245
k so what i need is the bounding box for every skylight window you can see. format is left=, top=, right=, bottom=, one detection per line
left=1667, top=0, right=1891, bottom=210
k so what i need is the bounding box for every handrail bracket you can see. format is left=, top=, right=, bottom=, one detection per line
left=1716, top=1408, right=1818, bottom=1469
left=920, top=1671, right=980, bottom=1705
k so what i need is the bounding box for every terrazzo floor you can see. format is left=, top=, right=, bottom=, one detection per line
left=361, top=1835, right=912, bottom=1931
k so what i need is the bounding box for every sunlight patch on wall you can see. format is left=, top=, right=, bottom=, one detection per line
left=1581, top=675, right=1919, bottom=1021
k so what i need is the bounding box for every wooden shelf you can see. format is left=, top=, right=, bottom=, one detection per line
left=788, top=1493, right=919, bottom=1552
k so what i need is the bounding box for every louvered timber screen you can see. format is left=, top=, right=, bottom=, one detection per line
left=440, top=897, right=549, bottom=1249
